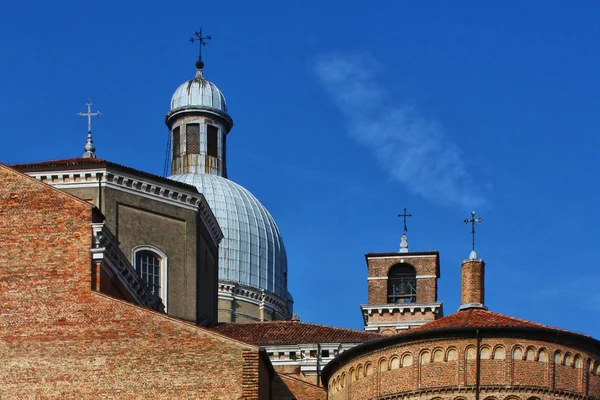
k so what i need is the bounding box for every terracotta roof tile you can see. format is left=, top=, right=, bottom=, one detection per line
left=400, top=308, right=576, bottom=335
left=211, top=321, right=382, bottom=345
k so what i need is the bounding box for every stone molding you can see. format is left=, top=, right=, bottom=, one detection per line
left=25, top=167, right=224, bottom=247
left=218, top=281, right=290, bottom=320
left=91, top=223, right=165, bottom=312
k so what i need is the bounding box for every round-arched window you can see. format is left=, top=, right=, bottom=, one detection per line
left=135, top=250, right=162, bottom=296
left=388, top=263, right=416, bottom=303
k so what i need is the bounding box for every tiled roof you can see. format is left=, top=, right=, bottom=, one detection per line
left=211, top=321, right=382, bottom=345
left=403, top=308, right=570, bottom=334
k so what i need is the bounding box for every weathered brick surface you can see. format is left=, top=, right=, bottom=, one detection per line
left=0, top=165, right=267, bottom=399
left=273, top=373, right=326, bottom=400
left=326, top=336, right=599, bottom=399
left=461, top=260, right=485, bottom=305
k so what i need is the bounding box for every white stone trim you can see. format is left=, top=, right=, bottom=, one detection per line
left=366, top=254, right=436, bottom=260
left=218, top=282, right=289, bottom=320
left=132, top=245, right=169, bottom=312
left=368, top=274, right=437, bottom=280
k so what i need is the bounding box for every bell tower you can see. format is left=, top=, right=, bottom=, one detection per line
left=360, top=211, right=443, bottom=335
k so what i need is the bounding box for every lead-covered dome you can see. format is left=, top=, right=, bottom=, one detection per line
left=170, top=69, right=227, bottom=113
left=168, top=173, right=288, bottom=299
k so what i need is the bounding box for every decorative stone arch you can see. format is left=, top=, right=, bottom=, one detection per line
left=340, top=372, right=346, bottom=388
left=401, top=352, right=413, bottom=368
left=365, top=362, right=374, bottom=376
left=348, top=367, right=356, bottom=382
left=446, top=347, right=459, bottom=362
left=512, top=345, right=524, bottom=360
left=536, top=347, right=549, bottom=362
left=563, top=352, right=573, bottom=367
left=492, top=345, right=506, bottom=360
left=554, top=350, right=563, bottom=364
left=389, top=355, right=400, bottom=370
left=378, top=357, right=388, bottom=373
left=526, top=397, right=541, bottom=400
left=525, top=346, right=536, bottom=361
left=356, top=364, right=363, bottom=379
left=504, top=396, right=522, bottom=400
left=466, top=345, right=477, bottom=360
left=480, top=345, right=492, bottom=360
left=132, top=245, right=168, bottom=311
left=432, top=348, right=444, bottom=362
left=419, top=350, right=431, bottom=365
left=574, top=354, right=583, bottom=369
left=483, top=397, right=499, bottom=400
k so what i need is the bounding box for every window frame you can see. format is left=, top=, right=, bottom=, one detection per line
left=132, top=245, right=168, bottom=312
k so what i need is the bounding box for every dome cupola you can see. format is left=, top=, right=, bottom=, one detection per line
left=170, top=67, right=228, bottom=114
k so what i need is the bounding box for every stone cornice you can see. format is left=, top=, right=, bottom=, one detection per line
left=360, top=302, right=443, bottom=325
left=218, top=281, right=290, bottom=319
left=24, top=166, right=224, bottom=247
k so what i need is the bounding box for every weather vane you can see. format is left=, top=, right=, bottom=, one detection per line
left=464, top=211, right=483, bottom=257
left=77, top=102, right=101, bottom=158
left=398, top=208, right=412, bottom=236
left=189, top=28, right=211, bottom=68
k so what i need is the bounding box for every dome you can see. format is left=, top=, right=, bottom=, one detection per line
left=168, top=173, right=288, bottom=299
left=170, top=70, right=227, bottom=113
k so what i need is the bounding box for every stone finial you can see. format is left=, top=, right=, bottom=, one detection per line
left=399, top=234, right=409, bottom=253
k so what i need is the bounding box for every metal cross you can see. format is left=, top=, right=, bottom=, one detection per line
left=464, top=211, right=483, bottom=252
left=398, top=208, right=412, bottom=235
left=77, top=102, right=101, bottom=133
left=189, top=28, right=212, bottom=62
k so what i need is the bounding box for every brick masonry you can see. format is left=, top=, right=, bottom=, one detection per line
left=326, top=335, right=600, bottom=399
left=461, top=259, right=485, bottom=306
left=0, top=164, right=270, bottom=399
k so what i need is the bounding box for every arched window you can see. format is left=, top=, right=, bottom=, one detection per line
left=133, top=246, right=168, bottom=310
left=387, top=263, right=416, bottom=303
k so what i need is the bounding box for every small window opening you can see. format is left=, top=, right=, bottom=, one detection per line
left=309, top=350, right=317, bottom=358
left=207, top=125, right=218, bottom=157
left=387, top=263, right=417, bottom=303
left=322, top=350, right=330, bottom=358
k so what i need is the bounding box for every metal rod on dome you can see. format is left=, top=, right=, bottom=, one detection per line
left=464, top=211, right=483, bottom=255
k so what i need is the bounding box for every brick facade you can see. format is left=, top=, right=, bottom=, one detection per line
left=326, top=334, right=600, bottom=399
left=362, top=252, right=442, bottom=334
left=0, top=164, right=270, bottom=399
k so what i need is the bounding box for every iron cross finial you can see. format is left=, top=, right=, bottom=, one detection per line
left=398, top=208, right=412, bottom=235
left=464, top=211, right=483, bottom=252
left=190, top=28, right=212, bottom=68
left=77, top=102, right=101, bottom=158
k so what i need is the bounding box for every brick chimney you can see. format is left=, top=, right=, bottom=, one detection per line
left=459, top=257, right=487, bottom=310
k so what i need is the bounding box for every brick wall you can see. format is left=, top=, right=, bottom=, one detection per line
left=0, top=165, right=267, bottom=399
left=273, top=373, right=326, bottom=400
left=327, top=336, right=600, bottom=399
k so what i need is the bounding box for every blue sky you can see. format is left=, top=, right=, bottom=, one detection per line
left=1, top=1, right=599, bottom=337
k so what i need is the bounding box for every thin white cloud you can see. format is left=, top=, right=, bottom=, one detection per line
left=315, top=55, right=484, bottom=208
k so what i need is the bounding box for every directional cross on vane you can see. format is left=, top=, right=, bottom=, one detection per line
left=398, top=208, right=412, bottom=235
left=464, top=211, right=483, bottom=252
left=189, top=28, right=212, bottom=62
